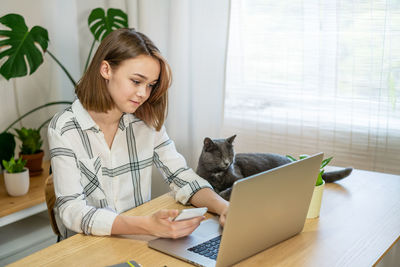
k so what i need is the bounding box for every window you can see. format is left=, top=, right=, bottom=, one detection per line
left=223, top=0, right=400, bottom=173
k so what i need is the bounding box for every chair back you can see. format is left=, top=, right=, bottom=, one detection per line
left=44, top=174, right=61, bottom=238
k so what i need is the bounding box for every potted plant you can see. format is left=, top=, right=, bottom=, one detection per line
left=14, top=127, right=44, bottom=176
left=286, top=155, right=333, bottom=219
left=2, top=157, right=29, bottom=196
left=0, top=8, right=129, bottom=170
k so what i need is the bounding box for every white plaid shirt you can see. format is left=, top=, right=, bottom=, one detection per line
left=48, top=99, right=212, bottom=238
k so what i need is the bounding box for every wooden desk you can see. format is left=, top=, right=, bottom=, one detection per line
left=0, top=161, right=50, bottom=227
left=9, top=168, right=400, bottom=266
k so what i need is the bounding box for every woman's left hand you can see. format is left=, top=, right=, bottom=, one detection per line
left=218, top=203, right=229, bottom=227
left=189, top=188, right=230, bottom=227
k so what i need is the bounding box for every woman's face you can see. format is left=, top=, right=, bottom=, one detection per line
left=101, top=55, right=160, bottom=114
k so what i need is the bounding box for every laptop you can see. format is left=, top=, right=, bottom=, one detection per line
left=148, top=152, right=323, bottom=267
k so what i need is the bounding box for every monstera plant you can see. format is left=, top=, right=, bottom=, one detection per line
left=0, top=8, right=129, bottom=169
left=0, top=14, right=49, bottom=80
left=85, top=8, right=128, bottom=71
left=0, top=13, right=72, bottom=169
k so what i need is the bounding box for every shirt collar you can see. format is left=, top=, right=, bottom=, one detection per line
left=71, top=99, right=99, bottom=131
left=72, top=99, right=141, bottom=132
left=120, top=113, right=141, bottom=131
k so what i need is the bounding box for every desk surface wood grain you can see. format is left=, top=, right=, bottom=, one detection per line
left=8, top=168, right=400, bottom=267
left=0, top=161, right=50, bottom=218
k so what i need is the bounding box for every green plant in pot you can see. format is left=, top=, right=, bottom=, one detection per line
left=0, top=8, right=128, bottom=170
left=14, top=127, right=44, bottom=176
left=2, top=157, right=30, bottom=196
left=0, top=102, right=71, bottom=172
left=286, top=154, right=333, bottom=218
left=286, top=155, right=333, bottom=186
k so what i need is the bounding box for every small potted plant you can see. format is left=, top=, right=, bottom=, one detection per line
left=286, top=154, right=333, bottom=219
left=2, top=157, right=29, bottom=196
left=14, top=127, right=44, bottom=176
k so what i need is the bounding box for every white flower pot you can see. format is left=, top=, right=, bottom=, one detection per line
left=307, top=180, right=325, bottom=219
left=4, top=168, right=30, bottom=196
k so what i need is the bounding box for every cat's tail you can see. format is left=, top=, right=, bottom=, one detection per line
left=322, top=167, right=353, bottom=183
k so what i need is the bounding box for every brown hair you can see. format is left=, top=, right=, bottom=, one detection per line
left=75, top=28, right=171, bottom=131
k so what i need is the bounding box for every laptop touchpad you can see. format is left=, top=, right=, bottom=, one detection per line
left=191, top=217, right=222, bottom=238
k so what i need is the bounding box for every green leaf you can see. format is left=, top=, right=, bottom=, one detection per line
left=320, top=156, right=333, bottom=169
left=14, top=127, right=42, bottom=154
left=299, top=154, right=309, bottom=160
left=0, top=132, right=16, bottom=170
left=285, top=155, right=297, bottom=162
left=2, top=159, right=10, bottom=171
left=316, top=172, right=324, bottom=186
left=2, top=156, right=26, bottom=173
left=0, top=14, right=49, bottom=80
left=88, top=8, right=128, bottom=41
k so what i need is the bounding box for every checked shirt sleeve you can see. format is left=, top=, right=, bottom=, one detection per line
left=48, top=126, right=117, bottom=237
left=153, top=126, right=212, bottom=205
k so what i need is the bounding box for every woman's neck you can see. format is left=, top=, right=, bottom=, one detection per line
left=88, top=108, right=122, bottom=128
left=88, top=108, right=122, bottom=149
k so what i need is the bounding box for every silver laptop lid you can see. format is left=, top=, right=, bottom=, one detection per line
left=216, top=152, right=323, bottom=267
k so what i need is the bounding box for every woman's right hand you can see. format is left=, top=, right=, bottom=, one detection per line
left=144, top=209, right=204, bottom=239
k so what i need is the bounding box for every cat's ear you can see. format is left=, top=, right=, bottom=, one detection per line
left=226, top=135, right=237, bottom=145
left=204, top=137, right=216, bottom=152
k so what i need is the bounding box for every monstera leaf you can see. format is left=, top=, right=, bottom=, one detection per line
left=0, top=14, right=49, bottom=80
left=88, top=8, right=128, bottom=41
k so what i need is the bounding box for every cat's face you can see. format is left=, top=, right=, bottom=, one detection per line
left=199, top=135, right=236, bottom=172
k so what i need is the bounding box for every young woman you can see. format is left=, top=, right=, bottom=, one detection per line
left=48, top=28, right=228, bottom=240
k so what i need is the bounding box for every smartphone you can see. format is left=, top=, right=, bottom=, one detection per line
left=173, top=207, right=208, bottom=221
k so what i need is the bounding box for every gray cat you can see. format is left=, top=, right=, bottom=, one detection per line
left=196, top=135, right=353, bottom=200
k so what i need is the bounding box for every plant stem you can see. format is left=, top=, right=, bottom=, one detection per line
left=4, top=101, right=72, bottom=132
left=84, top=39, right=96, bottom=72
left=46, top=50, right=77, bottom=87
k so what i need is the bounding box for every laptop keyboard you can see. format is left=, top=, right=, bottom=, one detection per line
left=187, top=235, right=221, bottom=260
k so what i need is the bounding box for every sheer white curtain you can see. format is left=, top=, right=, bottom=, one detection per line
left=129, top=0, right=230, bottom=196
left=132, top=0, right=230, bottom=167
left=223, top=0, right=400, bottom=174
left=167, top=0, right=230, bottom=167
